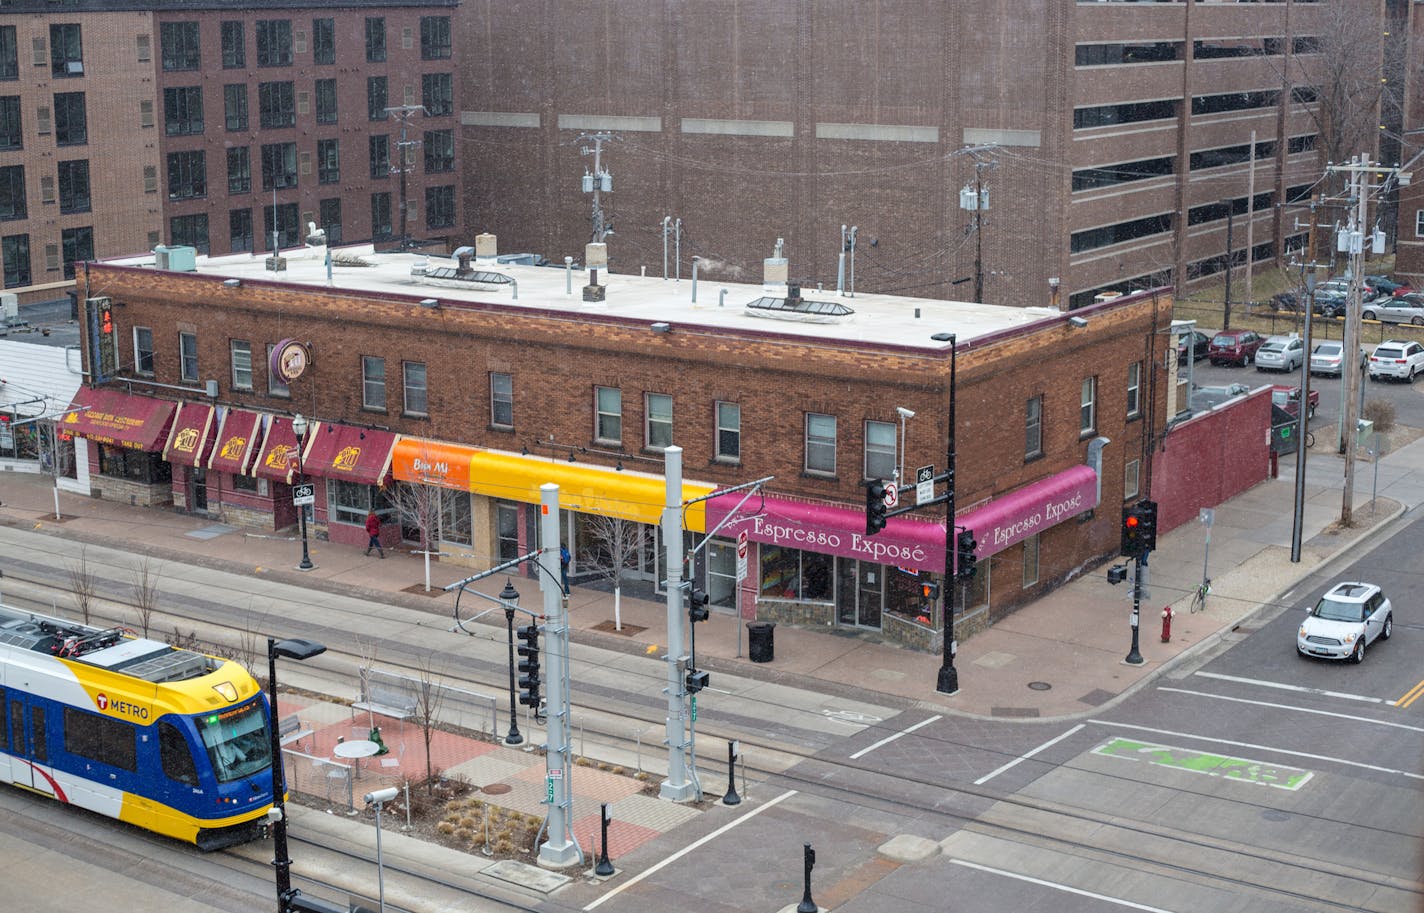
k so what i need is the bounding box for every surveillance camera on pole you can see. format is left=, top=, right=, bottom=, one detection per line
left=364, top=787, right=399, bottom=805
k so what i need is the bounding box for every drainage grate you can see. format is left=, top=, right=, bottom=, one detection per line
left=1027, top=681, right=1052, bottom=691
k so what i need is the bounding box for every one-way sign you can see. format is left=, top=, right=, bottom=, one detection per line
left=292, top=483, right=315, bottom=507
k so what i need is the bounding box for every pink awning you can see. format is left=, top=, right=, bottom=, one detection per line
left=960, top=464, right=1099, bottom=558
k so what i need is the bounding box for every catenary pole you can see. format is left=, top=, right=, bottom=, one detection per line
left=660, top=446, right=696, bottom=800
left=537, top=483, right=580, bottom=866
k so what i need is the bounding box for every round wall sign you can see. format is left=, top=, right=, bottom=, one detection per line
left=270, top=338, right=310, bottom=383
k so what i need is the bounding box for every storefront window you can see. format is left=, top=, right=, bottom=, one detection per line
left=884, top=569, right=940, bottom=627
left=327, top=478, right=391, bottom=525
left=97, top=445, right=171, bottom=484
left=440, top=490, right=472, bottom=546
left=231, top=474, right=258, bottom=493
left=759, top=546, right=832, bottom=601
left=1, top=414, right=38, bottom=460
left=495, top=502, right=519, bottom=563
left=704, top=537, right=736, bottom=608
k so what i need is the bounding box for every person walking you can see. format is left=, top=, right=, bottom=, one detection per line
left=365, top=511, right=385, bottom=558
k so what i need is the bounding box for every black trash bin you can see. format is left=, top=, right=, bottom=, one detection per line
left=747, top=621, right=775, bottom=663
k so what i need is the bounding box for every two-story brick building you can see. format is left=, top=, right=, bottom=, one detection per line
left=72, top=238, right=1171, bottom=650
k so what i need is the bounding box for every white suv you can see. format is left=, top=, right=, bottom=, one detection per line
left=1254, top=335, right=1304, bottom=372
left=1367, top=339, right=1424, bottom=383
left=1297, top=582, right=1392, bottom=663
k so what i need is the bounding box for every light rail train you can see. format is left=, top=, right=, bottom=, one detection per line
left=0, top=601, right=273, bottom=849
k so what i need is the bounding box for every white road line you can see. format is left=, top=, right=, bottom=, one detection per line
left=848, top=714, right=943, bottom=760
left=1088, top=719, right=1424, bottom=781
left=582, top=789, right=796, bottom=911
left=974, top=724, right=1086, bottom=785
left=1159, top=687, right=1424, bottom=733
left=1194, top=670, right=1395, bottom=705
left=949, top=859, right=1180, bottom=913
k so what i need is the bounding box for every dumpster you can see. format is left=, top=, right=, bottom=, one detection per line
left=747, top=621, right=775, bottom=663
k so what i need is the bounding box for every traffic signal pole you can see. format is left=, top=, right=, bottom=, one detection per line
left=936, top=336, right=959, bottom=695
left=661, top=446, right=697, bottom=801
left=537, top=483, right=580, bottom=867
left=1126, top=554, right=1145, bottom=666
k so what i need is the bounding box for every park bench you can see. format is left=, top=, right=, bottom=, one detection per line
left=278, top=714, right=314, bottom=749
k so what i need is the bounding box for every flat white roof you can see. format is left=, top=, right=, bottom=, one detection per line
left=111, top=244, right=1067, bottom=350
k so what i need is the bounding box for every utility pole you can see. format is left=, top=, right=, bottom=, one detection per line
left=385, top=105, right=427, bottom=251
left=1223, top=205, right=1235, bottom=330
left=957, top=150, right=996, bottom=303
left=579, top=133, right=616, bottom=244
left=536, top=483, right=580, bottom=867
left=1333, top=154, right=1370, bottom=526
left=660, top=446, right=697, bottom=801
left=1244, top=130, right=1257, bottom=310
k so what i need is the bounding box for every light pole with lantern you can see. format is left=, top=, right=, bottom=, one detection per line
left=267, top=637, right=327, bottom=913
left=290, top=414, right=314, bottom=571
left=499, top=580, right=524, bottom=746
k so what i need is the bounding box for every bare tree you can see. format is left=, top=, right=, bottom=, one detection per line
left=66, top=546, right=98, bottom=625
left=385, top=480, right=442, bottom=591
left=36, top=419, right=76, bottom=521
left=582, top=513, right=646, bottom=631
left=130, top=557, right=162, bottom=638
left=412, top=655, right=446, bottom=793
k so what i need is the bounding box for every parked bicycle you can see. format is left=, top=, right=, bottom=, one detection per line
left=1190, top=579, right=1211, bottom=614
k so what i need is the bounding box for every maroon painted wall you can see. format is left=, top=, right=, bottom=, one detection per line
left=1150, top=388, right=1271, bottom=535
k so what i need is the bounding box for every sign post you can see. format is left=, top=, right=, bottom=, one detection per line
left=735, top=530, right=748, bottom=658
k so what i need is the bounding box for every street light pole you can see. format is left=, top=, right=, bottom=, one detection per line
left=267, top=636, right=327, bottom=913
left=499, top=581, right=523, bottom=746
left=291, top=414, right=314, bottom=571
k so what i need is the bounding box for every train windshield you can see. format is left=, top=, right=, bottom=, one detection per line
left=196, top=700, right=272, bottom=783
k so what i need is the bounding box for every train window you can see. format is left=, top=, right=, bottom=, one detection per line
left=0, top=688, right=6, bottom=750
left=31, top=706, right=46, bottom=761
left=159, top=722, right=199, bottom=786
left=197, top=701, right=271, bottom=783
left=62, top=707, right=136, bottom=772
left=8, top=700, right=21, bottom=754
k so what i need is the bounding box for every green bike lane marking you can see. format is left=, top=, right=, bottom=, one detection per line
left=1094, top=736, right=1314, bottom=791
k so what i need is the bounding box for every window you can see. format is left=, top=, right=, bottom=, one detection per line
left=1074, top=99, right=1175, bottom=129
left=1075, top=41, right=1180, bottom=66
left=61, top=226, right=91, bottom=280
left=317, top=138, right=339, bottom=184
left=160, top=22, right=200, bottom=71
left=230, top=339, right=253, bottom=390
left=1191, top=90, right=1278, bottom=117
left=260, top=142, right=296, bottom=190
left=365, top=18, right=386, bottom=63
left=371, top=191, right=391, bottom=240
left=224, top=84, right=247, bottom=131
left=1072, top=156, right=1174, bottom=192
left=367, top=76, right=388, bottom=120
left=864, top=420, right=896, bottom=481
left=369, top=135, right=390, bottom=178
left=425, top=185, right=454, bottom=229
left=1070, top=213, right=1171, bottom=254
left=63, top=707, right=135, bottom=772
left=1025, top=395, right=1043, bottom=459
left=362, top=356, right=385, bottom=409
left=1417, top=210, right=1424, bottom=239
left=168, top=214, right=207, bottom=254
left=265, top=343, right=288, bottom=396
left=422, top=73, right=452, bottom=117
left=1126, top=362, right=1141, bottom=418
left=180, top=331, right=198, bottom=382
left=716, top=401, right=740, bottom=460
left=805, top=413, right=836, bottom=474
left=1080, top=377, right=1097, bottom=435
left=0, top=165, right=23, bottom=220
left=595, top=386, right=622, bottom=442
left=329, top=478, right=391, bottom=526
left=1022, top=534, right=1040, bottom=588
left=1187, top=191, right=1275, bottom=226
left=318, top=197, right=341, bottom=243
left=0, top=96, right=21, bottom=150
left=1287, top=134, right=1317, bottom=155
left=759, top=545, right=833, bottom=601
left=315, top=78, right=337, bottom=124
left=228, top=208, right=254, bottom=253
left=54, top=92, right=87, bottom=145
left=163, top=86, right=203, bottom=136
left=227, top=146, right=251, bottom=194
left=50, top=24, right=83, bottom=78
left=0, top=26, right=16, bottom=80
left=646, top=393, right=673, bottom=449
left=263, top=202, right=298, bottom=250
left=167, top=150, right=206, bottom=200
left=491, top=372, right=513, bottom=427
left=221, top=22, right=244, bottom=68
left=1124, top=458, right=1140, bottom=501
left=256, top=20, right=292, bottom=67
left=98, top=444, right=170, bottom=484
left=1190, top=141, right=1275, bottom=171
left=312, top=18, right=335, bottom=64
left=133, top=327, right=154, bottom=374
left=2, top=234, right=29, bottom=287
left=258, top=81, right=295, bottom=129
left=159, top=722, right=198, bottom=787
left=58, top=160, right=89, bottom=213
left=424, top=129, right=454, bottom=173
left=421, top=17, right=451, bottom=59
left=403, top=361, right=427, bottom=415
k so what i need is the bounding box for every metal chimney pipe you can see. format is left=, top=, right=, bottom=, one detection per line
left=691, top=257, right=700, bottom=302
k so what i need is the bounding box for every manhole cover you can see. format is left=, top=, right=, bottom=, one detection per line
left=1027, top=681, right=1052, bottom=691
left=481, top=783, right=512, bottom=795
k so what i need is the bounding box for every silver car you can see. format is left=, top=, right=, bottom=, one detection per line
left=1297, top=582, right=1393, bottom=663
left=1362, top=295, right=1424, bottom=326
left=1254, top=335, right=1304, bottom=372
left=1310, top=341, right=1343, bottom=376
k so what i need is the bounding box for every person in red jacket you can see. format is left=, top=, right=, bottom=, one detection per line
left=364, top=512, right=385, bottom=558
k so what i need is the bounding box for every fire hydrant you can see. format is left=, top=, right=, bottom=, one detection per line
left=1161, top=606, right=1175, bottom=643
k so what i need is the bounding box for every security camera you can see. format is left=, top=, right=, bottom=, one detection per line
left=896, top=407, right=916, bottom=419
left=364, top=787, right=399, bottom=805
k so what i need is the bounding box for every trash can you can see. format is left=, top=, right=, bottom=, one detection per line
left=747, top=621, right=775, bottom=663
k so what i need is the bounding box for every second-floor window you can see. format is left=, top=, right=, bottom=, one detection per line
left=864, top=420, right=895, bottom=481
left=403, top=361, right=427, bottom=415
left=491, top=372, right=512, bottom=427
left=266, top=342, right=288, bottom=395
left=646, top=393, right=672, bottom=449
left=179, top=331, right=198, bottom=382
left=163, top=86, right=203, bottom=136
left=362, top=355, right=385, bottom=410
left=230, top=339, right=253, bottom=391
left=716, top=401, right=740, bottom=461
left=805, top=413, right=836, bottom=475
left=595, top=386, right=621, bottom=443
left=133, top=327, right=154, bottom=374
left=256, top=20, right=293, bottom=67
left=1025, top=395, right=1043, bottom=460
left=1080, top=377, right=1097, bottom=435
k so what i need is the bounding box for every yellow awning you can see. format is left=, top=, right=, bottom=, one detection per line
left=391, top=439, right=714, bottom=532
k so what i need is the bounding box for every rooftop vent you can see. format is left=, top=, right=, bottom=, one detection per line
left=745, top=282, right=854, bottom=323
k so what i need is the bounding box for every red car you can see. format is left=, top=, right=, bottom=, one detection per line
left=1208, top=329, right=1264, bottom=367
left=1271, top=385, right=1318, bottom=419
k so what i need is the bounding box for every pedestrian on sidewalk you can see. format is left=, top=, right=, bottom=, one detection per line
left=365, top=511, right=386, bottom=558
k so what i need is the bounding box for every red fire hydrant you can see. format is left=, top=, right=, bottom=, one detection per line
left=1161, top=606, right=1175, bottom=643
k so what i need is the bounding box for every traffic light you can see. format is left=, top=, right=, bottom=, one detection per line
left=515, top=624, right=542, bottom=708
left=955, top=528, right=978, bottom=580
left=1121, top=506, right=1145, bottom=558
left=1137, top=500, right=1158, bottom=553
left=920, top=581, right=941, bottom=600
left=865, top=480, right=888, bottom=535
left=687, top=587, right=709, bottom=624
left=685, top=668, right=709, bottom=694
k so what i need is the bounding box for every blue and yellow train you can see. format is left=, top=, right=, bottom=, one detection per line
left=0, top=602, right=274, bottom=849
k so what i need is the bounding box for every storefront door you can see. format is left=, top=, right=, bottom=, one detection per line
left=836, top=559, right=883, bottom=630
left=190, top=466, right=209, bottom=513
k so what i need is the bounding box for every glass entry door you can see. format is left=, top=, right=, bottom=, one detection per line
left=190, top=467, right=208, bottom=513
left=836, top=559, right=883, bottom=630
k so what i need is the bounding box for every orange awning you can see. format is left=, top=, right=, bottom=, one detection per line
left=390, top=438, right=478, bottom=491
left=302, top=424, right=397, bottom=486
left=63, top=388, right=176, bottom=451
left=162, top=402, right=215, bottom=467
left=207, top=409, right=264, bottom=475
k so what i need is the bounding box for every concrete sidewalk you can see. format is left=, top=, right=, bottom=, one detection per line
left=3, top=433, right=1421, bottom=720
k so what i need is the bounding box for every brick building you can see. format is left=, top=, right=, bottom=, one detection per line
left=73, top=240, right=1171, bottom=650
left=458, top=1, right=1352, bottom=308
left=0, top=0, right=458, bottom=302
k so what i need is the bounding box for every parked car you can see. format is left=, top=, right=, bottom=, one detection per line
left=1365, top=275, right=1413, bottom=297
left=1310, top=341, right=1345, bottom=377
left=1270, top=385, right=1318, bottom=419
left=1367, top=339, right=1424, bottom=382
left=1271, top=291, right=1302, bottom=313
left=1297, top=581, right=1392, bottom=663
left=1312, top=290, right=1349, bottom=318
left=1254, top=335, right=1304, bottom=372
left=1316, top=279, right=1380, bottom=302
left=1361, top=295, right=1424, bottom=325
left=1208, top=329, right=1264, bottom=366
left=1177, top=330, right=1210, bottom=363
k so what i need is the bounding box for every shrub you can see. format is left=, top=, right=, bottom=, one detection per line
left=1363, top=398, right=1396, bottom=433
